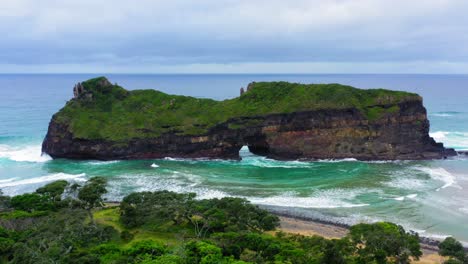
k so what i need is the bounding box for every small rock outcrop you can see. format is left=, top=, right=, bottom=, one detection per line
left=42, top=77, right=456, bottom=161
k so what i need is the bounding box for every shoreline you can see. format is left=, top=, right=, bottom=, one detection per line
left=269, top=211, right=445, bottom=254
left=105, top=201, right=447, bottom=252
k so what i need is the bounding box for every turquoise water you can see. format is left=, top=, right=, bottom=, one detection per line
left=1, top=74, right=468, bottom=242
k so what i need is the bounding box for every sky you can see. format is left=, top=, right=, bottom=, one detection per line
left=1, top=0, right=468, bottom=74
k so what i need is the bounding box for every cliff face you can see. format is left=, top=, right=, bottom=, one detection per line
left=42, top=77, right=455, bottom=161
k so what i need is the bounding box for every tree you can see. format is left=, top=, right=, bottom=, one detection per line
left=348, top=222, right=422, bottom=264
left=126, top=240, right=167, bottom=261
left=186, top=197, right=280, bottom=237
left=184, top=241, right=224, bottom=264
left=120, top=191, right=196, bottom=228
left=36, top=180, right=68, bottom=201
left=10, top=193, right=52, bottom=212
left=439, top=237, right=467, bottom=264
left=0, top=189, right=10, bottom=210
left=78, top=177, right=107, bottom=224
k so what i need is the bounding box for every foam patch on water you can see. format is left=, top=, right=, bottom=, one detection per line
left=0, top=178, right=17, bottom=183
left=0, top=144, right=51, bottom=163
left=385, top=176, right=427, bottom=190
left=150, top=163, right=159, bottom=168
left=249, top=189, right=370, bottom=209
left=87, top=160, right=121, bottom=165
left=0, top=173, right=86, bottom=188
left=391, top=193, right=418, bottom=201
left=105, top=171, right=371, bottom=209
left=105, top=171, right=224, bottom=200
left=241, top=156, right=313, bottom=168
left=415, top=166, right=456, bottom=190
left=317, top=158, right=358, bottom=163
left=429, top=111, right=462, bottom=117
left=430, top=131, right=468, bottom=150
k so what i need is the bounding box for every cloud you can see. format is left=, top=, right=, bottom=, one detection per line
left=0, top=0, right=468, bottom=72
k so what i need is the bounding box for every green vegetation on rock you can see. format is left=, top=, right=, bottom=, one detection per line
left=54, top=77, right=420, bottom=141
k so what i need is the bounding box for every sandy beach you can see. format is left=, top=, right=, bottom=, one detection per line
left=277, top=215, right=447, bottom=264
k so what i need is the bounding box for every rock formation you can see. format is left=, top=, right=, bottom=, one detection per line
left=42, top=77, right=456, bottom=161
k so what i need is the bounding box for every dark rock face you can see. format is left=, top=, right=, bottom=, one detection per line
left=42, top=99, right=456, bottom=161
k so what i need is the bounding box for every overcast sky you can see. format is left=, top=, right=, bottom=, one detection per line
left=1, top=0, right=468, bottom=73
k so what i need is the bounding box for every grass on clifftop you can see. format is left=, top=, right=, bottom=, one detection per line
left=54, top=77, right=420, bottom=141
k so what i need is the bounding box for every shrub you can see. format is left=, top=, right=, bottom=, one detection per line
left=10, top=193, right=53, bottom=212
left=348, top=222, right=422, bottom=264
left=439, top=237, right=466, bottom=263
left=120, top=230, right=134, bottom=242
left=184, top=241, right=224, bottom=264
left=36, top=180, right=68, bottom=201
left=126, top=240, right=167, bottom=258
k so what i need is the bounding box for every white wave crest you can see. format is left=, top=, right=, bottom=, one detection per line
left=415, top=167, right=456, bottom=191
left=241, top=157, right=313, bottom=168
left=0, top=173, right=86, bottom=188
left=150, top=163, right=159, bottom=168
left=317, top=158, right=358, bottom=163
left=251, top=196, right=369, bottom=208
left=0, top=144, right=51, bottom=163
left=430, top=113, right=453, bottom=117
left=429, top=111, right=462, bottom=117
left=391, top=193, right=418, bottom=201
left=385, top=176, right=427, bottom=190
left=88, top=160, right=121, bottom=165
left=249, top=189, right=370, bottom=209
left=105, top=172, right=227, bottom=201
left=106, top=172, right=371, bottom=209
left=0, top=178, right=17, bottom=184
left=430, top=131, right=468, bottom=150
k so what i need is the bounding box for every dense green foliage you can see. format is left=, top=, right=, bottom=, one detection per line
left=36, top=180, right=68, bottom=201
left=2, top=179, right=459, bottom=263
left=78, top=177, right=108, bottom=224
left=349, top=222, right=422, bottom=263
left=439, top=237, right=467, bottom=263
left=54, top=77, right=420, bottom=140
left=120, top=191, right=279, bottom=237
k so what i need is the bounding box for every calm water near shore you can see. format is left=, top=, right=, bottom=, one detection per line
left=1, top=74, right=468, bottom=243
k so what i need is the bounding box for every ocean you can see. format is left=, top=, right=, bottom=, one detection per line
left=1, top=74, right=467, bottom=243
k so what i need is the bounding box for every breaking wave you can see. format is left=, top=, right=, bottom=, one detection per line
left=87, top=160, right=121, bottom=165
left=430, top=131, right=468, bottom=150
left=106, top=171, right=371, bottom=209
left=0, top=173, right=86, bottom=188
left=0, top=144, right=51, bottom=163
left=415, top=166, right=456, bottom=191
left=429, top=111, right=462, bottom=117
left=249, top=189, right=370, bottom=209
left=391, top=193, right=418, bottom=201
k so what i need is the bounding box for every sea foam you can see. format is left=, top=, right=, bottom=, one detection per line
left=430, top=131, right=468, bottom=150
left=249, top=189, right=371, bottom=209
left=415, top=167, right=456, bottom=191
left=0, top=173, right=86, bottom=188
left=0, top=144, right=51, bottom=163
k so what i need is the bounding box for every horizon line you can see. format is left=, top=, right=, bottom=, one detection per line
left=1, top=73, right=468, bottom=75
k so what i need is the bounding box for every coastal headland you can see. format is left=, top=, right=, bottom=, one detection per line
left=42, top=77, right=455, bottom=161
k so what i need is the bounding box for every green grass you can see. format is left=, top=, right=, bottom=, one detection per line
left=93, top=207, right=185, bottom=246
left=94, top=207, right=124, bottom=232
left=55, top=77, right=420, bottom=141
left=0, top=210, right=48, bottom=219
